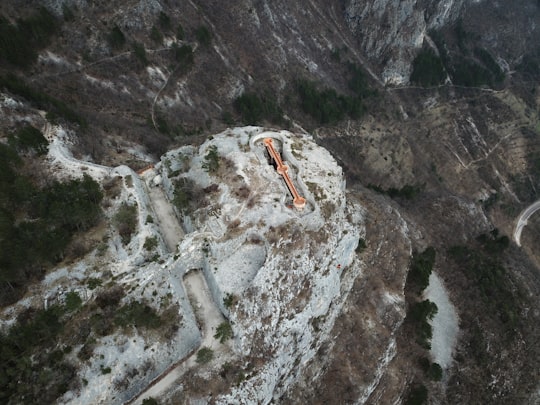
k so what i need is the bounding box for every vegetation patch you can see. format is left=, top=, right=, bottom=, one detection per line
left=0, top=147, right=103, bottom=305
left=368, top=183, right=424, bottom=200
left=0, top=74, right=87, bottom=127
left=448, top=229, right=519, bottom=328
left=0, top=305, right=76, bottom=404
left=234, top=92, right=283, bottom=125
left=113, top=202, right=138, bottom=244
left=8, top=125, right=48, bottom=155
left=0, top=7, right=59, bottom=68
left=295, top=79, right=364, bottom=124
left=410, top=49, right=446, bottom=87
left=406, top=247, right=436, bottom=293
left=196, top=347, right=214, bottom=364
left=214, top=321, right=233, bottom=343
left=115, top=301, right=162, bottom=329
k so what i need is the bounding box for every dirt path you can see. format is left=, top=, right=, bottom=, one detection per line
left=184, top=271, right=226, bottom=349
left=144, top=179, right=185, bottom=252
left=130, top=271, right=228, bottom=405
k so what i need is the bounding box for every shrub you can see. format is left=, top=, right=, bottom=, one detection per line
left=202, top=145, right=220, bottom=172
left=356, top=237, right=367, bottom=254
left=101, top=366, right=112, bottom=374
left=223, top=293, right=236, bottom=308
left=133, top=42, right=148, bottom=66
left=143, top=236, right=158, bottom=251
left=142, top=398, right=160, bottom=405
left=407, top=299, right=438, bottom=349
left=113, top=202, right=138, bottom=244
left=214, top=321, right=233, bottom=343
left=172, top=43, right=194, bottom=67
left=65, top=291, right=82, bottom=312
left=176, top=23, right=185, bottom=40
left=426, top=362, right=443, bottom=381
left=196, top=347, right=214, bottom=364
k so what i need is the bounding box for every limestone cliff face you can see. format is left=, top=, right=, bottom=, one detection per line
left=343, top=0, right=467, bottom=84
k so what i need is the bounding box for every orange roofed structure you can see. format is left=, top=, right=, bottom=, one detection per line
left=263, top=138, right=306, bottom=210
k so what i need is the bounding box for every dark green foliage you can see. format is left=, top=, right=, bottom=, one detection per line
left=133, top=42, right=148, bottom=66
left=448, top=234, right=519, bottom=328
left=296, top=79, right=364, bottom=124
left=155, top=113, right=170, bottom=135
left=202, top=145, right=220, bottom=173
left=115, top=301, right=161, bottom=329
left=223, top=293, right=236, bottom=308
left=347, top=63, right=372, bottom=98
left=410, top=49, right=446, bottom=87
left=158, top=11, right=171, bottom=31
left=113, top=202, right=138, bottom=244
left=0, top=306, right=76, bottom=404
left=0, top=74, right=86, bottom=127
left=195, top=25, right=211, bottom=47
left=65, top=291, right=82, bottom=312
left=368, top=183, right=423, bottom=200
left=142, top=398, right=160, bottom=405
left=8, top=125, right=48, bottom=155
left=0, top=7, right=58, bottom=68
left=176, top=23, right=185, bottom=40
left=101, top=366, right=112, bottom=374
left=107, top=25, right=126, bottom=50
left=0, top=159, right=103, bottom=305
left=405, top=384, right=428, bottom=405
left=214, top=321, right=233, bottom=343
left=426, top=362, right=443, bottom=381
left=172, top=43, right=194, bottom=67
left=196, top=347, right=214, bottom=364
left=407, top=247, right=436, bottom=292
left=407, top=300, right=438, bottom=348
left=451, top=56, right=497, bottom=87
left=234, top=92, right=283, bottom=125
left=476, top=228, right=509, bottom=254
left=87, top=277, right=102, bottom=290
left=172, top=179, right=191, bottom=211
left=150, top=25, right=163, bottom=44
left=356, top=237, right=367, bottom=254
left=143, top=236, right=158, bottom=251
left=387, top=184, right=423, bottom=199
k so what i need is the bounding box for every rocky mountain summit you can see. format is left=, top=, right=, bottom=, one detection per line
left=1, top=0, right=539, bottom=404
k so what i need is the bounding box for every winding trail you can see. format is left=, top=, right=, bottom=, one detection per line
left=514, top=200, right=540, bottom=246
left=141, top=174, right=185, bottom=252
left=44, top=123, right=228, bottom=404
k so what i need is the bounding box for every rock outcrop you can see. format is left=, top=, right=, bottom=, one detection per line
left=344, top=0, right=466, bottom=84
